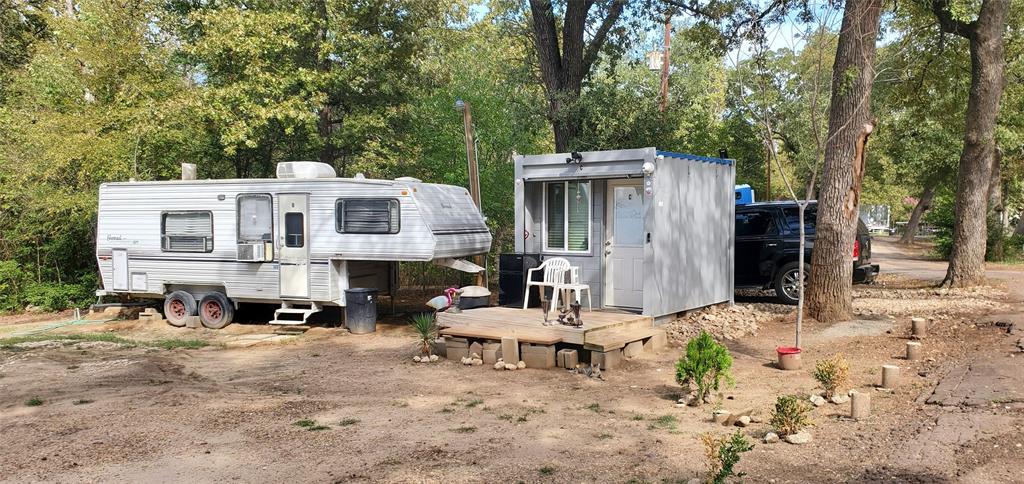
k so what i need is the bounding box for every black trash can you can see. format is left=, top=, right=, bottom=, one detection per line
left=344, top=288, right=378, bottom=334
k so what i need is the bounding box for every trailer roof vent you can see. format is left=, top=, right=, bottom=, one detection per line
left=276, top=161, right=336, bottom=179
left=395, top=176, right=422, bottom=183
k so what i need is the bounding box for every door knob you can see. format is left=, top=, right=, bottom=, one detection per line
left=604, top=249, right=612, bottom=255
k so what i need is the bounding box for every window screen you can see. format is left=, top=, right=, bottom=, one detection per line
left=735, top=211, right=777, bottom=237
left=545, top=181, right=590, bottom=252
left=162, top=211, right=213, bottom=252
left=336, top=199, right=400, bottom=234
left=284, top=212, right=304, bottom=248
left=237, top=194, right=273, bottom=242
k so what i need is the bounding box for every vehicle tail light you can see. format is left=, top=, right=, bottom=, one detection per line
left=853, top=239, right=861, bottom=260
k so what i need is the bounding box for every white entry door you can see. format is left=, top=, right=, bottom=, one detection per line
left=278, top=193, right=310, bottom=299
left=604, top=180, right=644, bottom=309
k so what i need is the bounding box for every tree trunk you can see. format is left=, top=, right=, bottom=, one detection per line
left=528, top=0, right=624, bottom=152
left=933, top=0, right=1009, bottom=286
left=899, top=182, right=938, bottom=245
left=806, top=0, right=883, bottom=323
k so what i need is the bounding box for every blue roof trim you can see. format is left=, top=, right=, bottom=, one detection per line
left=656, top=150, right=734, bottom=166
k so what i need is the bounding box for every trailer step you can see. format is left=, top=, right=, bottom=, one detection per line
left=270, top=302, right=322, bottom=325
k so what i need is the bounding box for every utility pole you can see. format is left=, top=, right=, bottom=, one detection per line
left=765, top=142, right=772, bottom=200
left=456, top=99, right=485, bottom=287
left=659, top=15, right=671, bottom=113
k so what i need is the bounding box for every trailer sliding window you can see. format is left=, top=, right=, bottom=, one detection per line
left=161, top=211, right=213, bottom=252
left=237, top=194, right=273, bottom=243
left=336, top=199, right=400, bottom=234
left=543, top=181, right=590, bottom=253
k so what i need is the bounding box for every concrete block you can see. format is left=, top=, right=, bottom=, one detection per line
left=623, top=340, right=643, bottom=359
left=520, top=343, right=556, bottom=369
left=446, top=337, right=469, bottom=349
left=501, top=337, right=519, bottom=365
left=591, top=349, right=622, bottom=370
left=482, top=347, right=502, bottom=365
left=447, top=346, right=469, bottom=361
left=643, top=332, right=667, bottom=353
left=557, top=349, right=578, bottom=369
left=469, top=341, right=483, bottom=358
left=432, top=338, right=448, bottom=358
left=184, top=316, right=201, bottom=329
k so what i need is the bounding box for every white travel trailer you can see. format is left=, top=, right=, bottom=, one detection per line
left=95, top=162, right=491, bottom=328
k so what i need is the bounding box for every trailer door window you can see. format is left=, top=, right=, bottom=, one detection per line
left=284, top=212, right=304, bottom=248
left=544, top=181, right=590, bottom=253
left=237, top=194, right=273, bottom=242
left=162, top=211, right=213, bottom=252
left=336, top=199, right=400, bottom=234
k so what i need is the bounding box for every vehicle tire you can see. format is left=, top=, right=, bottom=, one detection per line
left=774, top=262, right=810, bottom=306
left=198, top=292, right=235, bottom=329
left=164, top=290, right=197, bottom=327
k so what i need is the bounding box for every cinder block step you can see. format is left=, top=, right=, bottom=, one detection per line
left=583, top=327, right=666, bottom=352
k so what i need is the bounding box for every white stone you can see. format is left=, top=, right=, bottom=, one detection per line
left=494, top=362, right=505, bottom=370
left=420, top=357, right=430, bottom=363
left=784, top=432, right=812, bottom=445
left=505, top=364, right=517, bottom=371
left=517, top=361, right=527, bottom=369
left=429, top=355, right=439, bottom=362
left=735, top=416, right=751, bottom=427
left=763, top=432, right=780, bottom=444
left=809, top=395, right=827, bottom=407
left=413, top=356, right=421, bottom=362
left=830, top=394, right=850, bottom=404
left=471, top=358, right=483, bottom=366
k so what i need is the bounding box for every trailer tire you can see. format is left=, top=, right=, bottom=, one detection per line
left=199, top=292, right=234, bottom=329
left=164, top=291, right=197, bottom=327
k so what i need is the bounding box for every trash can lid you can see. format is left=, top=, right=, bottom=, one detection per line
left=459, top=285, right=491, bottom=297
left=345, top=287, right=379, bottom=294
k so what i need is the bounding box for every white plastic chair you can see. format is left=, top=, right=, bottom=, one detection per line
left=524, top=258, right=592, bottom=318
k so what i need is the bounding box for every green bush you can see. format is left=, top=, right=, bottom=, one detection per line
left=810, top=353, right=849, bottom=399
left=701, top=430, right=754, bottom=484
left=675, top=331, right=734, bottom=404
left=23, top=280, right=94, bottom=311
left=0, top=260, right=30, bottom=312
left=770, top=395, right=812, bottom=436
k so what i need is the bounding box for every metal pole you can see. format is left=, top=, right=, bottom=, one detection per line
left=659, top=15, right=671, bottom=113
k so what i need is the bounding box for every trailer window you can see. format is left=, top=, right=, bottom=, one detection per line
left=284, top=212, right=304, bottom=247
left=335, top=199, right=400, bottom=234
left=544, top=181, right=590, bottom=253
left=162, top=211, right=213, bottom=252
left=237, top=194, right=273, bottom=243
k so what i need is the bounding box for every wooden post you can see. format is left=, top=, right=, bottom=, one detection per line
left=851, top=391, right=870, bottom=419
left=881, top=365, right=899, bottom=389
left=906, top=341, right=922, bottom=360
left=457, top=100, right=485, bottom=287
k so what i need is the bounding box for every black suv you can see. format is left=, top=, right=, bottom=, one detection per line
left=735, top=201, right=879, bottom=304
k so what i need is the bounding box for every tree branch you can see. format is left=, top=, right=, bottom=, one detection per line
left=930, top=0, right=973, bottom=39
left=583, top=0, right=626, bottom=73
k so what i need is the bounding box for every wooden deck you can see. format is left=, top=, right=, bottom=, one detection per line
left=436, top=307, right=657, bottom=350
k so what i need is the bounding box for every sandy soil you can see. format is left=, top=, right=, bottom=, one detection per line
left=1, top=239, right=1023, bottom=483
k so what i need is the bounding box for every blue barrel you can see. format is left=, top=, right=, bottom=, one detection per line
left=344, top=288, right=378, bottom=334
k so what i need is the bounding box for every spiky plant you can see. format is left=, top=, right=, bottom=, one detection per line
left=409, top=312, right=437, bottom=355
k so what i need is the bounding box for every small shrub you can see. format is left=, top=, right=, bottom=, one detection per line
left=408, top=313, right=437, bottom=355
left=25, top=397, right=43, bottom=406
left=770, top=395, right=812, bottom=436
left=294, top=419, right=316, bottom=428
left=339, top=418, right=359, bottom=426
left=647, top=414, right=679, bottom=431
left=23, top=281, right=94, bottom=311
left=539, top=465, right=555, bottom=476
left=464, top=398, right=483, bottom=408
left=451, top=426, right=477, bottom=433
left=701, top=430, right=754, bottom=484
left=811, top=353, right=849, bottom=399
left=675, top=331, right=734, bottom=405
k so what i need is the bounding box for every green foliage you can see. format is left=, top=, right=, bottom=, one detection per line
left=408, top=312, right=437, bottom=355
left=811, top=353, right=849, bottom=399
left=23, top=280, right=94, bottom=311
left=770, top=395, right=812, bottom=436
left=701, top=430, right=754, bottom=484
left=25, top=397, right=43, bottom=406
left=675, top=331, right=734, bottom=404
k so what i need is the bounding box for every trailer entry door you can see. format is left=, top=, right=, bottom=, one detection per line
left=604, top=180, right=644, bottom=309
left=278, top=193, right=310, bottom=299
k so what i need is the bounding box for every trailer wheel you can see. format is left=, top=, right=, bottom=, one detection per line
left=199, top=292, right=234, bottom=329
left=164, top=291, right=197, bottom=327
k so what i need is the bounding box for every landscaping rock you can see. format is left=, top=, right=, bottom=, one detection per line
left=809, top=395, right=827, bottom=407
left=831, top=394, right=850, bottom=404
left=750, top=415, right=763, bottom=424
left=735, top=416, right=751, bottom=427
left=784, top=432, right=812, bottom=445
left=494, top=362, right=504, bottom=370
left=712, top=411, right=731, bottom=424
left=505, top=363, right=517, bottom=371
left=516, top=361, right=527, bottom=370
left=429, top=355, right=439, bottom=362
left=471, top=358, right=483, bottom=366
left=764, top=432, right=780, bottom=444
left=413, top=356, right=421, bottom=362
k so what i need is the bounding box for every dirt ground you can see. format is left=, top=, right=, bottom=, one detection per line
left=1, top=237, right=1023, bottom=483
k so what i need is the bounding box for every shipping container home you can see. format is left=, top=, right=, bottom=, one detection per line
left=95, top=162, right=491, bottom=328
left=511, top=148, right=735, bottom=320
